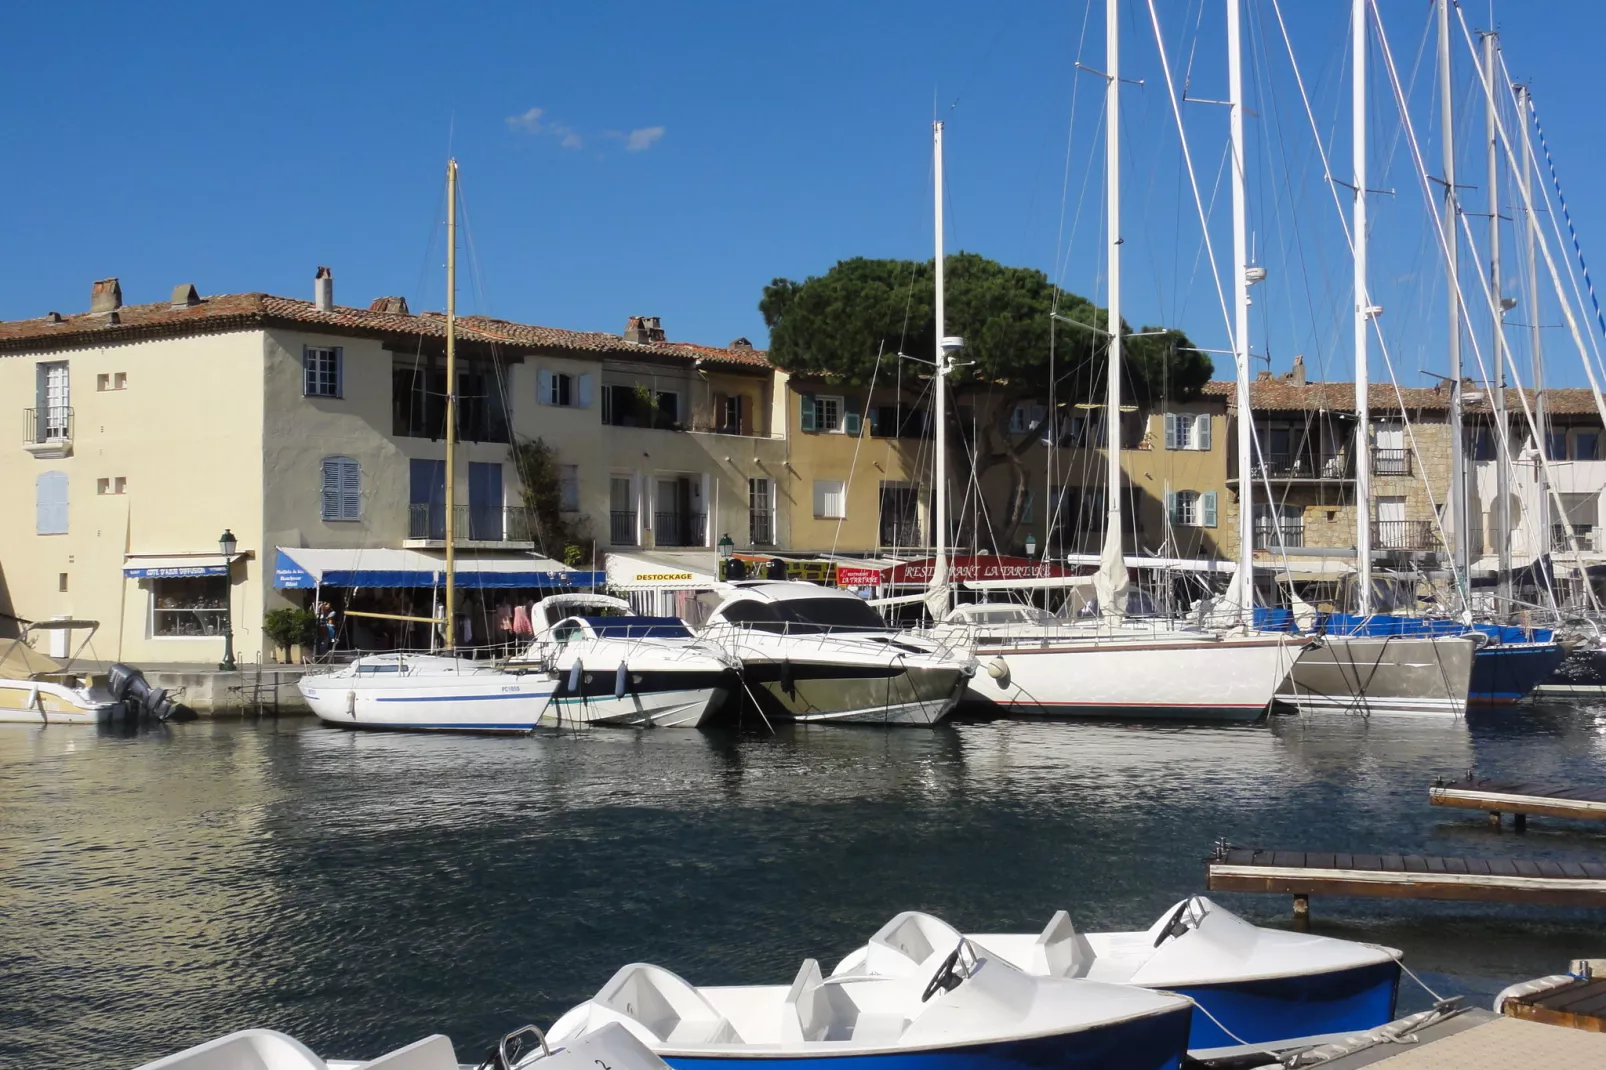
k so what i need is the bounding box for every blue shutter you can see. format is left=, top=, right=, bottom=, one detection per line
left=1165, top=490, right=1178, bottom=527
left=1163, top=413, right=1177, bottom=450
left=340, top=459, right=361, bottom=520
left=538, top=369, right=552, bottom=405
left=867, top=406, right=881, bottom=437
left=578, top=373, right=593, bottom=408
left=320, top=459, right=341, bottom=520
left=1202, top=491, right=1217, bottom=528
left=801, top=394, right=817, bottom=432
left=1196, top=414, right=1212, bottom=452
left=36, top=472, right=67, bottom=534
left=843, top=399, right=862, bottom=436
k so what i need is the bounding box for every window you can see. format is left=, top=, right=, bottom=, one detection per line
left=36, top=362, right=70, bottom=440
left=320, top=457, right=361, bottom=521
left=115, top=372, right=126, bottom=390
left=610, top=475, right=637, bottom=545
left=1546, top=431, right=1568, bottom=460
left=393, top=360, right=509, bottom=442
left=36, top=471, right=67, bottom=534
left=58, top=573, right=68, bottom=593
left=409, top=458, right=446, bottom=539
left=468, top=462, right=505, bottom=540
left=749, top=477, right=774, bottom=546
left=559, top=464, right=581, bottom=512
left=303, top=346, right=342, bottom=398
left=813, top=479, right=846, bottom=518
left=720, top=394, right=743, bottom=434
left=1252, top=503, right=1303, bottom=548
left=97, top=374, right=109, bottom=391
left=802, top=395, right=843, bottom=433
left=151, top=577, right=229, bottom=637
left=1576, top=431, right=1600, bottom=461
left=1167, top=489, right=1217, bottom=528
left=539, top=370, right=592, bottom=408
left=97, top=477, right=127, bottom=495
left=1164, top=412, right=1212, bottom=451
left=655, top=391, right=680, bottom=426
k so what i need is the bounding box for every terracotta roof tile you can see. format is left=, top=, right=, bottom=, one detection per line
left=1201, top=378, right=1605, bottom=421
left=0, top=292, right=771, bottom=370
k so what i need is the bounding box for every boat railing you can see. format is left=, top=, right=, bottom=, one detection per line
left=701, top=620, right=970, bottom=662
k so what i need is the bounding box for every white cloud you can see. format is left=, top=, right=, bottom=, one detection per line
left=556, top=127, right=584, bottom=150
left=624, top=126, right=665, bottom=152
left=506, top=107, right=545, bottom=133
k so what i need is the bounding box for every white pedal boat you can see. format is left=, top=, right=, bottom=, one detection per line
left=831, top=901, right=1401, bottom=1050
left=543, top=939, right=1193, bottom=1070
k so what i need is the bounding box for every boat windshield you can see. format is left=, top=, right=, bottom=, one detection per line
left=719, top=596, right=891, bottom=634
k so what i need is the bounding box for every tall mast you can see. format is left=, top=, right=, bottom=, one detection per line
left=931, top=121, right=949, bottom=609
left=1228, top=0, right=1253, bottom=619
left=1519, top=83, right=1549, bottom=543
left=1094, top=0, right=1130, bottom=621
left=1438, top=0, right=1468, bottom=610
left=1484, top=32, right=1511, bottom=614
left=444, top=158, right=459, bottom=651
left=1352, top=0, right=1372, bottom=615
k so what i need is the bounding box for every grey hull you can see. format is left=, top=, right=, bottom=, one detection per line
left=748, top=665, right=971, bottom=726
left=1276, top=634, right=1475, bottom=716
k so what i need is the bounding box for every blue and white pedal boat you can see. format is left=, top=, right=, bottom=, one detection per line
left=542, top=941, right=1193, bottom=1070
left=831, top=902, right=1400, bottom=1050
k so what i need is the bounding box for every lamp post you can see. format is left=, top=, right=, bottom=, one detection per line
left=218, top=528, right=237, bottom=671
left=1024, top=533, right=1037, bottom=560
left=718, top=532, right=734, bottom=559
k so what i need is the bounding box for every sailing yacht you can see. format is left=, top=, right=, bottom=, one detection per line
left=921, top=13, right=1305, bottom=721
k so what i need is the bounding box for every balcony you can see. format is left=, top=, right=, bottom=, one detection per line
left=653, top=511, right=707, bottom=548
left=1252, top=522, right=1305, bottom=550
left=23, top=407, right=73, bottom=458
left=1372, top=447, right=1412, bottom=476
left=405, top=504, right=535, bottom=547
left=1373, top=519, right=1437, bottom=551
left=1234, top=451, right=1350, bottom=483
left=610, top=510, right=638, bottom=546
left=1553, top=525, right=1597, bottom=553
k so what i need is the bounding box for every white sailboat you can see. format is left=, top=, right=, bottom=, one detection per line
left=298, top=163, right=734, bottom=734
left=934, top=0, right=1304, bottom=722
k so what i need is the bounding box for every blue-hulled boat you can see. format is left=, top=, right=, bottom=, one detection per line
left=831, top=902, right=1400, bottom=1052
left=544, top=943, right=1194, bottom=1070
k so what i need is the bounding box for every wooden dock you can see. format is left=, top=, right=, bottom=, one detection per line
left=1430, top=776, right=1606, bottom=829
left=1206, top=846, right=1606, bottom=911
left=1502, top=975, right=1606, bottom=1032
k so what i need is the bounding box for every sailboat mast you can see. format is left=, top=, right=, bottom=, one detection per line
left=1519, top=83, right=1549, bottom=541
left=1099, top=0, right=1128, bottom=617
left=444, top=158, right=459, bottom=651
left=1228, top=0, right=1253, bottom=619
left=932, top=120, right=948, bottom=598
left=1438, top=0, right=1468, bottom=610
left=1484, top=32, right=1512, bottom=614
left=1352, top=0, right=1373, bottom=615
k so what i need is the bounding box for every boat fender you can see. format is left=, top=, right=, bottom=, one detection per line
left=568, top=659, right=584, bottom=696
left=985, top=658, right=1010, bottom=688
left=346, top=690, right=356, bottom=718
left=780, top=659, right=795, bottom=697
left=614, top=661, right=629, bottom=698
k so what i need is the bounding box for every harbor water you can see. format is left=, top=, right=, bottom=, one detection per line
left=3, top=708, right=1605, bottom=1068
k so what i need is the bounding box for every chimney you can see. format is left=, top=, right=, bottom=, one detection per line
left=730, top=337, right=753, bottom=350
left=1256, top=369, right=1273, bottom=383
left=625, top=315, right=665, bottom=344
left=1290, top=354, right=1306, bottom=386
left=314, top=266, right=334, bottom=312
left=171, top=283, right=201, bottom=309
left=369, top=296, right=410, bottom=315
left=90, top=278, right=122, bottom=314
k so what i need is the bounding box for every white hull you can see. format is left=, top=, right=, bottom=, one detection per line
left=0, top=679, right=122, bottom=724
left=966, top=629, right=1303, bottom=721
left=543, top=685, right=730, bottom=728
left=299, top=657, right=554, bottom=733
left=1276, top=635, right=1474, bottom=717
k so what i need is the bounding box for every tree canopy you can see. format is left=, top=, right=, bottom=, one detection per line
left=759, top=253, right=1211, bottom=404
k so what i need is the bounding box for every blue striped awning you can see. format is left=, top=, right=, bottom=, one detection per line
left=273, top=547, right=602, bottom=590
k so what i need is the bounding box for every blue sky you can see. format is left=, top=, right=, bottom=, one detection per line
left=3, top=1, right=1604, bottom=390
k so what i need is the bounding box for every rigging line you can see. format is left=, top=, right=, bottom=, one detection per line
left=830, top=345, right=885, bottom=560
left=1144, top=0, right=1235, bottom=351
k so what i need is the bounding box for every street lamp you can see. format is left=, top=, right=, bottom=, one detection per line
left=718, top=532, right=734, bottom=559
left=218, top=528, right=237, bottom=672
left=1024, top=533, right=1037, bottom=559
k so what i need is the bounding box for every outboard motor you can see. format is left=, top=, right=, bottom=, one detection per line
left=107, top=663, right=187, bottom=722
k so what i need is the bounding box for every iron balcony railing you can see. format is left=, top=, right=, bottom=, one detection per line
left=1250, top=451, right=1349, bottom=480
left=24, top=406, right=73, bottom=445
left=1373, top=519, right=1436, bottom=551
left=1252, top=522, right=1305, bottom=550
left=749, top=511, right=774, bottom=547
left=1371, top=447, right=1412, bottom=476
left=1553, top=525, right=1596, bottom=553
left=408, top=504, right=533, bottom=542
left=654, top=511, right=707, bottom=547
left=610, top=510, right=638, bottom=546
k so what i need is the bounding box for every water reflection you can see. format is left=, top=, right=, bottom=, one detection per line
left=1, top=708, right=1603, bottom=1068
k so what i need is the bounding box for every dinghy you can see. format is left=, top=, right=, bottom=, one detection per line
left=544, top=941, right=1194, bottom=1070
left=831, top=902, right=1400, bottom=1050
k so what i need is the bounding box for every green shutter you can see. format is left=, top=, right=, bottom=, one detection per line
left=1201, top=491, right=1217, bottom=528
left=801, top=394, right=817, bottom=432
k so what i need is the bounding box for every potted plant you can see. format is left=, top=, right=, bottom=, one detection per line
left=263, top=607, right=317, bottom=664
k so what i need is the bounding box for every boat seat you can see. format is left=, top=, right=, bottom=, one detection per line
left=593, top=963, right=743, bottom=1045
left=863, top=912, right=963, bottom=976
left=355, top=1035, right=458, bottom=1070
left=1031, top=910, right=1095, bottom=978
left=134, top=1029, right=328, bottom=1070
left=780, top=958, right=831, bottom=1043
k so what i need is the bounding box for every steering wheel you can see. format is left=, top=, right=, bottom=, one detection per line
left=921, top=948, right=964, bottom=1003
left=1152, top=898, right=1198, bottom=948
